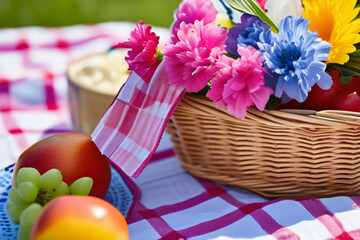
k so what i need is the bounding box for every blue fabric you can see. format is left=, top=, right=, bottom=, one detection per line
left=0, top=165, right=133, bottom=240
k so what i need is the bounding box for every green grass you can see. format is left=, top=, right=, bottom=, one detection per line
left=0, top=0, right=182, bottom=28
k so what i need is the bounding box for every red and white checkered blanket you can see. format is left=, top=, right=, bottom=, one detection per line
left=1, top=22, right=360, bottom=240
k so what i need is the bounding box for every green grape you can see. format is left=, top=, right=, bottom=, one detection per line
left=17, top=167, right=41, bottom=187
left=8, top=187, right=25, bottom=205
left=70, top=177, right=93, bottom=196
left=20, top=203, right=43, bottom=226
left=7, top=203, right=28, bottom=223
left=40, top=169, right=63, bottom=191
left=6, top=201, right=15, bottom=213
left=18, top=182, right=38, bottom=202
left=51, top=181, right=69, bottom=198
left=17, top=224, right=33, bottom=240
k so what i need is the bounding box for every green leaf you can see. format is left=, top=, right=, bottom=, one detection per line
left=224, top=0, right=279, bottom=33
left=265, top=94, right=282, bottom=110
left=338, top=66, right=360, bottom=86
left=185, top=83, right=211, bottom=97
left=350, top=49, right=360, bottom=54
left=328, top=63, right=360, bottom=86
left=331, top=50, right=360, bottom=76
left=156, top=49, right=163, bottom=62
left=330, top=64, right=360, bottom=77
left=339, top=75, right=355, bottom=86
left=226, top=52, right=239, bottom=59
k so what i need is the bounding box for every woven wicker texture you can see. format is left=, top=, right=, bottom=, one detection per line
left=167, top=95, right=360, bottom=198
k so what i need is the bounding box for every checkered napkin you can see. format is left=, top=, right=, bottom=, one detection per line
left=91, top=62, right=185, bottom=177
left=1, top=23, right=360, bottom=240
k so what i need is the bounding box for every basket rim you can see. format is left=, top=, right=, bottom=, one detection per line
left=181, top=94, right=360, bottom=128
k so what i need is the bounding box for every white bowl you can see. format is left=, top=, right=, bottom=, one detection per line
left=67, top=49, right=130, bottom=134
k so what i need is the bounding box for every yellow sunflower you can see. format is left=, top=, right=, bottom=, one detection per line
left=303, top=0, right=360, bottom=65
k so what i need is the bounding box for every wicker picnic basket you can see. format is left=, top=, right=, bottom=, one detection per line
left=167, top=94, right=360, bottom=198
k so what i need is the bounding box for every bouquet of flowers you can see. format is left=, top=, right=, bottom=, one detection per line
left=116, top=0, right=360, bottom=119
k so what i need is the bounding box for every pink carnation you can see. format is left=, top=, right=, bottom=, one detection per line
left=164, top=20, right=227, bottom=93
left=171, top=0, right=218, bottom=43
left=116, top=21, right=160, bottom=83
left=206, top=55, right=234, bottom=107
left=207, top=46, right=273, bottom=119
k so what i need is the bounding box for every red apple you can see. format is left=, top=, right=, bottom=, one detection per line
left=331, top=76, right=360, bottom=112
left=302, top=69, right=342, bottom=110
left=275, top=70, right=342, bottom=111
left=341, top=76, right=360, bottom=94
left=30, top=195, right=129, bottom=240
left=12, top=132, right=111, bottom=199
left=331, top=92, right=360, bottom=112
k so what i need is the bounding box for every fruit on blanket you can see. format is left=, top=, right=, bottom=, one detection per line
left=6, top=168, right=94, bottom=240
left=12, top=132, right=111, bottom=198
left=6, top=168, right=93, bottom=222
left=331, top=76, right=360, bottom=112
left=18, top=203, right=43, bottom=240
left=30, top=196, right=129, bottom=240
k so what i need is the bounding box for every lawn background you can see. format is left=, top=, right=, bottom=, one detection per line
left=0, top=0, right=182, bottom=28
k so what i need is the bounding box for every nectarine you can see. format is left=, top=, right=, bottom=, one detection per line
left=30, top=195, right=129, bottom=240
left=13, top=132, right=111, bottom=198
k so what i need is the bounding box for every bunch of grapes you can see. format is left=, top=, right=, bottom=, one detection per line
left=6, top=167, right=93, bottom=240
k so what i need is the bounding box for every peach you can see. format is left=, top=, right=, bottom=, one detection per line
left=13, top=132, right=111, bottom=198
left=30, top=195, right=129, bottom=240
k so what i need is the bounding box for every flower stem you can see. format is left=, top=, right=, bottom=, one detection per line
left=156, top=49, right=163, bottom=62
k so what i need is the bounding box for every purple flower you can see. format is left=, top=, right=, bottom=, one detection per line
left=226, top=14, right=271, bottom=56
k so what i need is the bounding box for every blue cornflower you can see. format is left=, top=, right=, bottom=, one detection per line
left=225, top=14, right=271, bottom=56
left=258, top=16, right=332, bottom=103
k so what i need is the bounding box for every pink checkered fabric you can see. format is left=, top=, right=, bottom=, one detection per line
left=91, top=62, right=185, bottom=177
left=1, top=23, right=360, bottom=240
left=127, top=149, right=360, bottom=240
